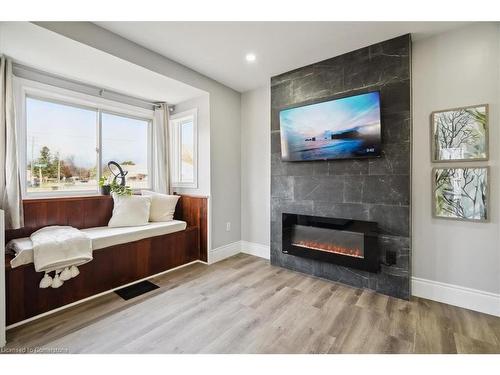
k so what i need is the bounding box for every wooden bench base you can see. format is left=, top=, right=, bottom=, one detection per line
left=4, top=194, right=208, bottom=326
left=6, top=227, right=199, bottom=326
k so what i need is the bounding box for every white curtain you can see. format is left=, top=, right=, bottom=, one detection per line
left=152, top=103, right=170, bottom=194
left=0, top=56, right=23, bottom=229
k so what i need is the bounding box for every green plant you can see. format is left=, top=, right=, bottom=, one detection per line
left=110, top=180, right=133, bottom=196
left=98, top=176, right=109, bottom=187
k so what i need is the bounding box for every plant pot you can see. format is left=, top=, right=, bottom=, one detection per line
left=100, top=185, right=111, bottom=195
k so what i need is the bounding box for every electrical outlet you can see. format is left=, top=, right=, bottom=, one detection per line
left=386, top=250, right=397, bottom=266
left=226, top=222, right=231, bottom=232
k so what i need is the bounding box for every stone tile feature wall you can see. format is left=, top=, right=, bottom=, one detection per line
left=270, top=34, right=411, bottom=299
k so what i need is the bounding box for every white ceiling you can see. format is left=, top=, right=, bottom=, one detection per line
left=96, top=21, right=468, bottom=93
left=0, top=22, right=205, bottom=104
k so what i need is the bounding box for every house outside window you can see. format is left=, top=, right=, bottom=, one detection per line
left=16, top=78, right=154, bottom=197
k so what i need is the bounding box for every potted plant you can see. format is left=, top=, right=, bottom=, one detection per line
left=98, top=176, right=111, bottom=195
left=109, top=180, right=133, bottom=196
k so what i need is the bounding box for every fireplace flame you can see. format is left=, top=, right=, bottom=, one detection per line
left=292, top=239, right=363, bottom=258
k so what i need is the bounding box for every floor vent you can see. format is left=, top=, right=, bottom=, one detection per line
left=115, top=280, right=160, bottom=300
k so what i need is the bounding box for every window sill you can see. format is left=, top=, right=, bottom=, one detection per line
left=23, top=194, right=111, bottom=202
left=171, top=184, right=198, bottom=189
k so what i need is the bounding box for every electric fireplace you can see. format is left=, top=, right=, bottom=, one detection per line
left=282, top=213, right=380, bottom=272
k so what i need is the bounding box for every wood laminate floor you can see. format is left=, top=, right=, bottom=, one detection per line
left=4, top=254, right=500, bottom=354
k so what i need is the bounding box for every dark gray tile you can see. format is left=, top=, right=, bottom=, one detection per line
left=313, top=201, right=370, bottom=221
left=271, top=108, right=281, bottom=131
left=344, top=66, right=382, bottom=90
left=271, top=65, right=315, bottom=88
left=271, top=153, right=286, bottom=176
left=369, top=204, right=410, bottom=237
left=375, top=273, right=410, bottom=300
left=271, top=131, right=281, bottom=154
left=380, top=80, right=411, bottom=115
left=367, top=37, right=410, bottom=86
left=284, top=161, right=315, bottom=177
left=329, top=159, right=369, bottom=176
left=378, top=235, right=410, bottom=271
left=369, top=34, right=410, bottom=58
left=361, top=175, right=410, bottom=205
left=293, top=176, right=344, bottom=202
left=271, top=80, right=294, bottom=109
left=271, top=198, right=314, bottom=222
left=271, top=176, right=294, bottom=199
left=312, top=161, right=329, bottom=176
left=291, top=65, right=344, bottom=101
left=271, top=220, right=282, bottom=244
left=378, top=235, right=410, bottom=255
left=282, top=253, right=315, bottom=275
left=369, top=142, right=410, bottom=175
left=317, top=263, right=370, bottom=289
left=342, top=43, right=410, bottom=90
left=343, top=175, right=364, bottom=203
left=397, top=251, right=410, bottom=272
left=382, top=111, right=411, bottom=144
left=380, top=264, right=409, bottom=278
left=270, top=244, right=283, bottom=263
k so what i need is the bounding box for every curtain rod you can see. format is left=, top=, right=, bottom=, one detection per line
left=12, top=62, right=166, bottom=111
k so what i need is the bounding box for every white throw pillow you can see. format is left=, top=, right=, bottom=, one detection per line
left=108, top=194, right=152, bottom=227
left=141, top=191, right=180, bottom=222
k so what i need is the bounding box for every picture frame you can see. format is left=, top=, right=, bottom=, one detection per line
left=432, top=166, right=489, bottom=222
left=431, top=104, right=489, bottom=162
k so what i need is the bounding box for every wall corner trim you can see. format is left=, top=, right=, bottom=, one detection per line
left=412, top=277, right=500, bottom=317
left=209, top=241, right=270, bottom=264
left=208, top=241, right=242, bottom=264
left=241, top=241, right=271, bottom=260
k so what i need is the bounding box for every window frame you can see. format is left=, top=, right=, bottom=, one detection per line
left=170, top=108, right=198, bottom=189
left=14, top=77, right=154, bottom=199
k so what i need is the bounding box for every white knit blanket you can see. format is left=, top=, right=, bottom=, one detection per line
left=31, top=226, right=92, bottom=274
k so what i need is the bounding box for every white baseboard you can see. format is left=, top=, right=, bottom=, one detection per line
left=241, top=241, right=270, bottom=259
left=412, top=277, right=500, bottom=317
left=209, top=240, right=270, bottom=263
left=209, top=241, right=242, bottom=264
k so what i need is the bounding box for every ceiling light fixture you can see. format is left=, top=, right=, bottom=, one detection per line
left=245, top=53, right=256, bottom=63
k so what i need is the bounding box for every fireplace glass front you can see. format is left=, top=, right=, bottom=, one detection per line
left=282, top=213, right=379, bottom=272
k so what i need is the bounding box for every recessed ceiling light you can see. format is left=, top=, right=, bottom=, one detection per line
left=245, top=53, right=256, bottom=63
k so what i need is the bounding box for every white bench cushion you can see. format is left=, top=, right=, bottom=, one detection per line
left=7, top=220, right=187, bottom=269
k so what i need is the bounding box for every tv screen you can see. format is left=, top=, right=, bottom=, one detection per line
left=279, top=91, right=382, bottom=161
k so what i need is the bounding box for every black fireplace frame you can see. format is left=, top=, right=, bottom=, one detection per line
left=282, top=213, right=380, bottom=273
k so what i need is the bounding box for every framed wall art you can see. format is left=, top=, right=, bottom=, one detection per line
left=432, top=167, right=489, bottom=222
left=431, top=104, right=488, bottom=162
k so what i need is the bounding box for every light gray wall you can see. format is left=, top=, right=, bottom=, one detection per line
left=172, top=95, right=212, bottom=251
left=412, top=22, right=500, bottom=294
left=35, top=22, right=242, bottom=250
left=241, top=85, right=271, bottom=248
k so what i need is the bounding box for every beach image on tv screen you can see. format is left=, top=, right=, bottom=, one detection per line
left=279, top=91, right=381, bottom=161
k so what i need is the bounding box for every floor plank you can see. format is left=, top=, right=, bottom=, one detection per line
left=5, top=254, right=500, bottom=354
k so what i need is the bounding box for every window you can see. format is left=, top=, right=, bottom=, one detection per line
left=18, top=79, right=153, bottom=197
left=170, top=109, right=198, bottom=188
left=26, top=97, right=98, bottom=194
left=101, top=113, right=150, bottom=190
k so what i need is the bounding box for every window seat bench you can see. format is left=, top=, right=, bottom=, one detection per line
left=7, top=220, right=187, bottom=269
left=3, top=194, right=207, bottom=327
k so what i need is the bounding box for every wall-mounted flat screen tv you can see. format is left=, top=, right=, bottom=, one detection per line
left=279, top=91, right=382, bottom=161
